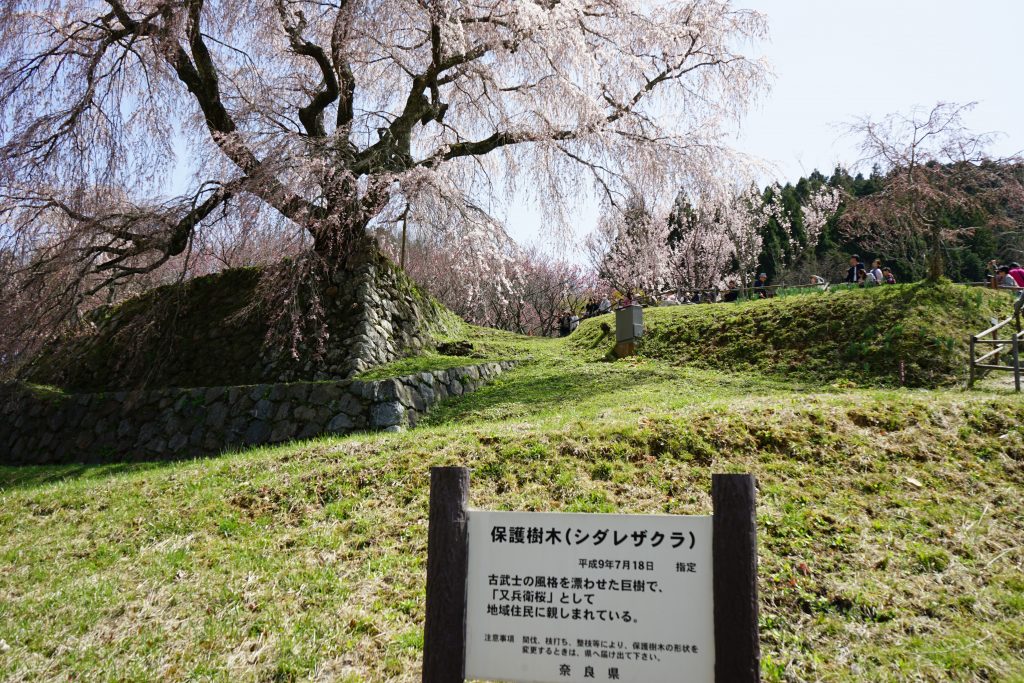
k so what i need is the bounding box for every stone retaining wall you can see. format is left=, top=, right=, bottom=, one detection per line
left=21, top=248, right=460, bottom=392
left=1, top=362, right=514, bottom=465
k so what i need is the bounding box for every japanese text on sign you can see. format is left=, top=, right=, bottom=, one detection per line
left=465, top=511, right=713, bottom=683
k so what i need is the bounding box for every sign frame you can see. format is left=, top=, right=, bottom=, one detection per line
left=421, top=467, right=759, bottom=683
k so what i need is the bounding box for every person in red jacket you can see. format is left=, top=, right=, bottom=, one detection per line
left=1008, top=262, right=1024, bottom=288
left=996, top=266, right=1020, bottom=289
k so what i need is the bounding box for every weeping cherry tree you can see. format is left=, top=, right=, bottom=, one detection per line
left=0, top=0, right=770, bottom=353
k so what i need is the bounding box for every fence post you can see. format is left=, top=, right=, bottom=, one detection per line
left=422, top=467, right=470, bottom=683
left=712, top=473, right=760, bottom=682
left=1015, top=292, right=1022, bottom=334
left=968, top=336, right=976, bottom=388
left=1014, top=335, right=1021, bottom=393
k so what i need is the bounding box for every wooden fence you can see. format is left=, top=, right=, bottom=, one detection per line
left=969, top=295, right=1024, bottom=392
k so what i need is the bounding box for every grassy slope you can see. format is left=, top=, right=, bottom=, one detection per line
left=570, top=283, right=1010, bottom=387
left=2, top=289, right=1024, bottom=681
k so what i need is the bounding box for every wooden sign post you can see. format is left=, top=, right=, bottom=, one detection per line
left=711, top=473, right=760, bottom=682
left=422, top=468, right=759, bottom=683
left=422, top=467, right=471, bottom=683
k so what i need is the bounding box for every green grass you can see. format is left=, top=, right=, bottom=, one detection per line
left=358, top=319, right=577, bottom=380
left=572, top=282, right=1013, bottom=387
left=355, top=353, right=486, bottom=380
left=2, top=286, right=1024, bottom=681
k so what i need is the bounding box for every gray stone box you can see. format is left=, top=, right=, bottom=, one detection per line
left=615, top=304, right=644, bottom=342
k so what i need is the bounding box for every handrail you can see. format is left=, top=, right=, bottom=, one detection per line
left=657, top=281, right=828, bottom=296
left=966, top=281, right=1023, bottom=291
left=976, top=345, right=1011, bottom=365
left=975, top=317, right=1014, bottom=338
left=972, top=330, right=1024, bottom=343
left=968, top=290, right=1023, bottom=390
left=658, top=280, right=1021, bottom=304
left=974, top=362, right=1019, bottom=371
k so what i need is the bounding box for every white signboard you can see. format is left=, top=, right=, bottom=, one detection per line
left=465, top=511, right=714, bottom=683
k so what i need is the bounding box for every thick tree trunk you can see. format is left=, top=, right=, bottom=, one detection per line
left=311, top=174, right=390, bottom=266
left=310, top=206, right=375, bottom=267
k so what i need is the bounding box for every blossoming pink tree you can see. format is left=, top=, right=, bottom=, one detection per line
left=796, top=186, right=842, bottom=260
left=589, top=179, right=839, bottom=302
left=669, top=194, right=738, bottom=292
left=377, top=210, right=524, bottom=330
left=381, top=223, right=591, bottom=336
left=586, top=196, right=675, bottom=300
left=515, top=249, right=596, bottom=337
left=672, top=183, right=777, bottom=292
left=0, top=0, right=769, bottom=301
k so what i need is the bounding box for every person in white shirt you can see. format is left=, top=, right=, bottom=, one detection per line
left=869, top=259, right=884, bottom=286
left=997, top=266, right=1020, bottom=289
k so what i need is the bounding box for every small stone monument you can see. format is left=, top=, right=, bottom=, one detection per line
left=614, top=304, right=644, bottom=357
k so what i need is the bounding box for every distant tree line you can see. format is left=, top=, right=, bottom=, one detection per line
left=589, top=102, right=1024, bottom=293
left=751, top=160, right=1024, bottom=285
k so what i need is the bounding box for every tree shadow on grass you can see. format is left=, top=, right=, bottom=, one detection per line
left=0, top=432, right=384, bottom=492
left=0, top=441, right=290, bottom=491
left=0, top=461, right=171, bottom=492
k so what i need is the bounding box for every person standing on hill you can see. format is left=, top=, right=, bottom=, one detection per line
left=558, top=311, right=575, bottom=336
left=754, top=273, right=770, bottom=298
left=1009, top=262, right=1024, bottom=288
left=846, top=255, right=866, bottom=283
left=986, top=259, right=1000, bottom=285
left=869, top=259, right=884, bottom=285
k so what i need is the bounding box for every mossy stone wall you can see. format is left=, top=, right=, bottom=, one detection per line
left=20, top=250, right=460, bottom=391
left=1, top=362, right=513, bottom=465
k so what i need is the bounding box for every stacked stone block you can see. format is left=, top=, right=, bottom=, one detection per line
left=1, top=362, right=514, bottom=465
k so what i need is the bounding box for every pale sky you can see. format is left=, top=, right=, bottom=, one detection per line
left=735, top=0, right=1024, bottom=180
left=512, top=0, right=1024, bottom=256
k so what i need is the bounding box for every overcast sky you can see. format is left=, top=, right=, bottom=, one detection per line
left=517, top=0, right=1024, bottom=256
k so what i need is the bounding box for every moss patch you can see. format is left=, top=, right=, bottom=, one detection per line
left=19, top=255, right=458, bottom=392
